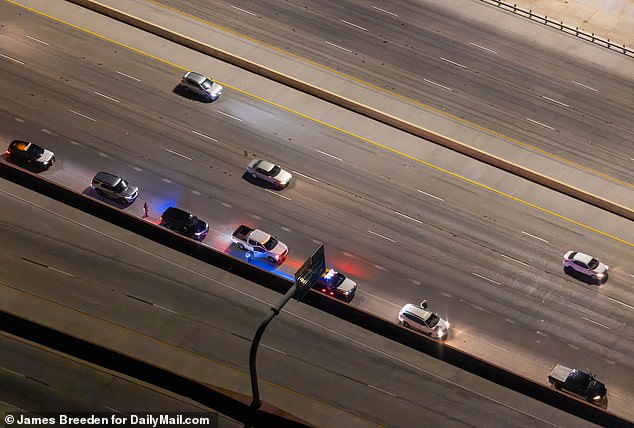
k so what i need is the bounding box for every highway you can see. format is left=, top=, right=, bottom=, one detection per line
left=0, top=179, right=595, bottom=427
left=0, top=0, right=633, bottom=424
left=0, top=332, right=224, bottom=418
left=166, top=0, right=634, bottom=184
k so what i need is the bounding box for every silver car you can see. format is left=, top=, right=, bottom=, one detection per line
left=179, top=71, right=223, bottom=100
left=246, top=159, right=293, bottom=189
left=91, top=171, right=139, bottom=204
left=563, top=251, right=609, bottom=283
left=398, top=301, right=449, bottom=340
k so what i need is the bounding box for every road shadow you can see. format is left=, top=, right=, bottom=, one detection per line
left=172, top=85, right=215, bottom=103
left=563, top=267, right=607, bottom=285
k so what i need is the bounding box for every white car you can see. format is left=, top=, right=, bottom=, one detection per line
left=246, top=159, right=293, bottom=189
left=179, top=71, right=223, bottom=101
left=563, top=251, right=609, bottom=283
left=398, top=301, right=449, bottom=340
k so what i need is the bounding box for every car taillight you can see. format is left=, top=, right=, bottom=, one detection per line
left=329, top=292, right=334, bottom=296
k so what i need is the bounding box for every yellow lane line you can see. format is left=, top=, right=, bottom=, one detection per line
left=6, top=0, right=633, bottom=248
left=146, top=0, right=634, bottom=190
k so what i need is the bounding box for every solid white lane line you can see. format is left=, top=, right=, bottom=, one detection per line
left=542, top=96, right=569, bottom=108
left=261, top=344, right=287, bottom=355
left=469, top=42, right=496, bottom=53
left=315, top=149, right=342, bottom=161
left=216, top=110, right=243, bottom=121
left=292, top=170, right=319, bottom=182
left=0, top=53, right=24, bottom=64
left=368, top=230, right=396, bottom=243
left=423, top=79, right=453, bottom=91
left=48, top=267, right=75, bottom=277
left=192, top=130, right=218, bottom=141
left=93, top=91, right=120, bottom=103
left=571, top=80, right=599, bottom=92
left=526, top=118, right=554, bottom=130
left=340, top=20, right=368, bottom=31
left=164, top=148, right=192, bottom=160
left=265, top=189, right=292, bottom=200
left=394, top=211, right=423, bottom=224
left=324, top=41, right=353, bottom=53
left=416, top=189, right=445, bottom=201
left=521, top=231, right=549, bottom=243
left=69, top=110, right=96, bottom=122
left=154, top=304, right=178, bottom=314
left=472, top=272, right=501, bottom=285
left=26, top=35, right=49, bottom=45
left=367, top=384, right=397, bottom=397
left=116, top=70, right=140, bottom=81
left=580, top=316, right=610, bottom=329
left=441, top=57, right=467, bottom=69
left=608, top=297, right=634, bottom=310
left=231, top=5, right=256, bottom=16
left=500, top=254, right=530, bottom=267
left=371, top=6, right=398, bottom=17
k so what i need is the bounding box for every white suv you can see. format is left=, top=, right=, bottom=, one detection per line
left=563, top=251, right=609, bottom=283
left=398, top=301, right=449, bottom=340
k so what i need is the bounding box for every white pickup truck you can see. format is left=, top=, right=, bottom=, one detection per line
left=231, top=225, right=288, bottom=264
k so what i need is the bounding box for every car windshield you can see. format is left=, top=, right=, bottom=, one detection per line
left=113, top=179, right=128, bottom=193
left=331, top=273, right=345, bottom=287
left=29, top=145, right=44, bottom=157
left=269, top=165, right=281, bottom=176
left=588, top=258, right=600, bottom=269
left=186, top=216, right=198, bottom=228
left=263, top=236, right=278, bottom=250
left=201, top=78, right=212, bottom=90
left=427, top=313, right=440, bottom=328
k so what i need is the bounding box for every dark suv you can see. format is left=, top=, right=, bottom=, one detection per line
left=6, top=140, right=55, bottom=169
left=160, top=207, right=209, bottom=241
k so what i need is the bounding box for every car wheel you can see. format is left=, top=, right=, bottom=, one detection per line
left=554, top=382, right=562, bottom=390
left=237, top=243, right=246, bottom=251
left=95, top=189, right=104, bottom=196
left=402, top=321, right=409, bottom=328
left=563, top=266, right=573, bottom=274
left=267, top=256, right=277, bottom=263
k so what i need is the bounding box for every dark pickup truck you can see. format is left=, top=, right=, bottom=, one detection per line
left=548, top=364, right=607, bottom=402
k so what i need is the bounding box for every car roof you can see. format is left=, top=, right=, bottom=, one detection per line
left=93, top=171, right=121, bottom=185
left=162, top=207, right=193, bottom=221
left=10, top=140, right=32, bottom=151
left=401, top=304, right=432, bottom=321
left=255, top=160, right=276, bottom=172
left=184, top=71, right=208, bottom=84
left=250, top=229, right=271, bottom=243
left=572, top=252, right=593, bottom=264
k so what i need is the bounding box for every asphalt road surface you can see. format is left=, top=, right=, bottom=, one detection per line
left=162, top=0, right=634, bottom=185
left=0, top=0, right=633, bottom=424
left=0, top=178, right=596, bottom=428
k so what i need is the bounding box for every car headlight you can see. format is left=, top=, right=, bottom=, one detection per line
left=596, top=273, right=605, bottom=278
left=436, top=329, right=445, bottom=337
left=593, top=395, right=602, bottom=401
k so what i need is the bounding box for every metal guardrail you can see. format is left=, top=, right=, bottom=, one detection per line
left=480, top=0, right=634, bottom=57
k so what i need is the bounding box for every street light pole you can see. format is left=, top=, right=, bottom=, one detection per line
left=249, top=284, right=297, bottom=410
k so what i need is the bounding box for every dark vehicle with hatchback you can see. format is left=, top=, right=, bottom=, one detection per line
left=160, top=207, right=208, bottom=241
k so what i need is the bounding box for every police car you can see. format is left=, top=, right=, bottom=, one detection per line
left=315, top=268, right=357, bottom=302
